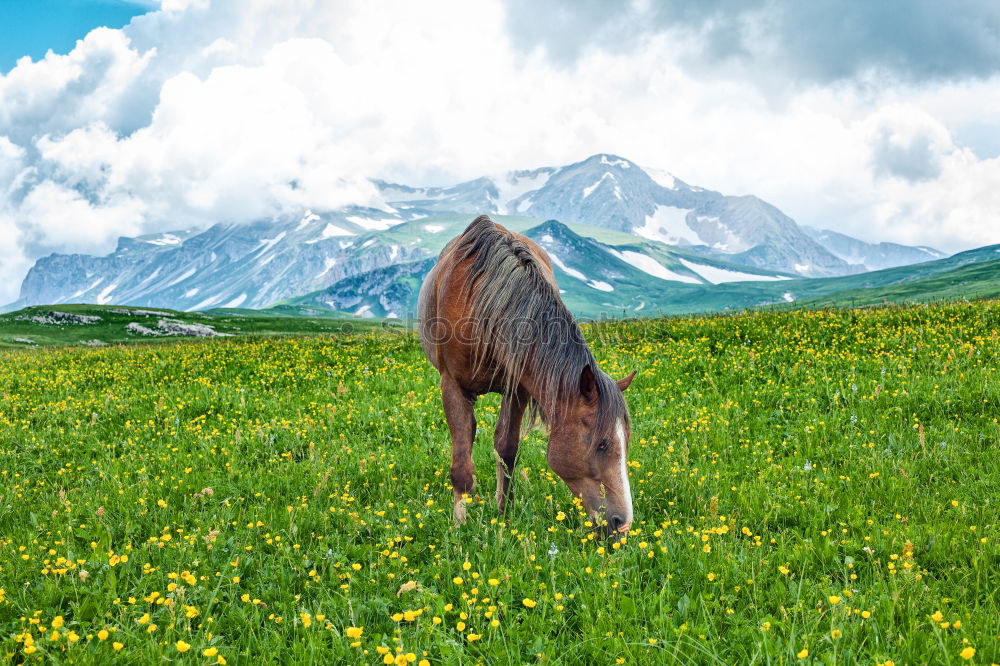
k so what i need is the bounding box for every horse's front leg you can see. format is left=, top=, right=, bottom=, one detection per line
left=494, top=387, right=527, bottom=516
left=440, top=373, right=477, bottom=524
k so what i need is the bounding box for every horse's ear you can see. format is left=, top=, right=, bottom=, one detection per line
left=579, top=364, right=598, bottom=403
left=616, top=370, right=637, bottom=392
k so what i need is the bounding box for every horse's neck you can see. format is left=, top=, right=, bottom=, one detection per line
left=516, top=365, right=563, bottom=421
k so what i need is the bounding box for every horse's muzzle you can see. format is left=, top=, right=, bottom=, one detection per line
left=609, top=514, right=631, bottom=533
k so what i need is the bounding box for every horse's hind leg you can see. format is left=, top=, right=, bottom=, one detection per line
left=494, top=387, right=527, bottom=516
left=440, top=373, right=477, bottom=524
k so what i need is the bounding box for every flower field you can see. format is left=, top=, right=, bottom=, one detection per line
left=0, top=302, right=998, bottom=664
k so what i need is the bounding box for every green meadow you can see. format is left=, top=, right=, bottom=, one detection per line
left=0, top=301, right=997, bottom=664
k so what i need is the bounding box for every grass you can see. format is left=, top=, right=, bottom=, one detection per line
left=0, top=304, right=397, bottom=349
left=0, top=301, right=998, bottom=664
left=791, top=259, right=1000, bottom=309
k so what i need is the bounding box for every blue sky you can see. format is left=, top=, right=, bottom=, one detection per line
left=0, top=0, right=150, bottom=72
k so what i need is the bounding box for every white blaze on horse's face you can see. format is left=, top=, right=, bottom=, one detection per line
left=614, top=418, right=633, bottom=531
left=546, top=368, right=637, bottom=534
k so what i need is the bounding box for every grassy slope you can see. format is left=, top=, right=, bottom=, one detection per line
left=0, top=304, right=396, bottom=349
left=289, top=215, right=1000, bottom=319
left=605, top=246, right=1000, bottom=315
left=9, top=249, right=998, bottom=350
left=0, top=302, right=997, bottom=664
left=793, top=258, right=1000, bottom=308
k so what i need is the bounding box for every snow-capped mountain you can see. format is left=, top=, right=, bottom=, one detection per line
left=13, top=207, right=419, bottom=312
left=288, top=218, right=795, bottom=318
left=10, top=153, right=945, bottom=314
left=376, top=154, right=869, bottom=277
left=803, top=227, right=946, bottom=271
left=287, top=219, right=989, bottom=320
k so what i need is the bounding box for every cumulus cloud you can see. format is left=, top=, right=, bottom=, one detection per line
left=0, top=0, right=998, bottom=304
left=0, top=27, right=156, bottom=145
left=867, top=106, right=953, bottom=182
left=504, top=0, right=1000, bottom=85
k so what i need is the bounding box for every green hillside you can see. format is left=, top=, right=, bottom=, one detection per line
left=550, top=236, right=1000, bottom=316
left=793, top=256, right=1000, bottom=308
left=6, top=243, right=998, bottom=350
left=0, top=304, right=395, bottom=349
left=287, top=218, right=1000, bottom=319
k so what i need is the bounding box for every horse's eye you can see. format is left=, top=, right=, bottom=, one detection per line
left=597, top=438, right=610, bottom=452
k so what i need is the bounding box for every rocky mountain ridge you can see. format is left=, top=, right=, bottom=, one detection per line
left=8, top=154, right=946, bottom=315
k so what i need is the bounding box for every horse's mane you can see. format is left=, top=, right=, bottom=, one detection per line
left=455, top=215, right=628, bottom=433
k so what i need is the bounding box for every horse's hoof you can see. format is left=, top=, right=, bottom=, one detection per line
left=453, top=497, right=467, bottom=525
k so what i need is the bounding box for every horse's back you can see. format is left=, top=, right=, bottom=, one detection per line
left=417, top=216, right=556, bottom=382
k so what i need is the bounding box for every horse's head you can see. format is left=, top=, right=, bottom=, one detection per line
left=546, top=365, right=636, bottom=535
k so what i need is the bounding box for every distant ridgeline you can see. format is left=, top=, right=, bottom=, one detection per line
left=11, top=153, right=993, bottom=319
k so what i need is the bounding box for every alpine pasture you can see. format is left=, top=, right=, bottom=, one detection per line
left=0, top=302, right=997, bottom=664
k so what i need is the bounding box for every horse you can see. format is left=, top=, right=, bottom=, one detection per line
left=418, top=215, right=636, bottom=534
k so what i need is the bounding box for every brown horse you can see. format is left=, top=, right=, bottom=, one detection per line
left=418, top=215, right=636, bottom=533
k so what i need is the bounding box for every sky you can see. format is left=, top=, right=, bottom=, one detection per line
left=1, top=0, right=999, bottom=304
left=0, top=0, right=149, bottom=72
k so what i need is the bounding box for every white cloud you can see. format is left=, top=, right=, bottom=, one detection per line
left=0, top=135, right=25, bottom=182
left=160, top=0, right=210, bottom=12
left=0, top=0, right=998, bottom=304
left=0, top=27, right=156, bottom=145
left=20, top=181, right=146, bottom=251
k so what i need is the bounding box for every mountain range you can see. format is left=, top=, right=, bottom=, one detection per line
left=7, top=154, right=965, bottom=317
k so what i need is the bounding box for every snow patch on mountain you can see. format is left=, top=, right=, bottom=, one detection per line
left=255, top=232, right=287, bottom=255
left=72, top=278, right=104, bottom=299
left=321, top=223, right=352, bottom=238
left=144, top=233, right=184, bottom=246
left=677, top=258, right=789, bottom=284
left=583, top=172, right=614, bottom=198
left=587, top=280, right=614, bottom=292
left=317, top=257, right=337, bottom=279
left=547, top=252, right=586, bottom=281
left=134, top=268, right=161, bottom=289
left=608, top=249, right=700, bottom=283
left=166, top=267, right=197, bottom=288
left=303, top=223, right=352, bottom=242
left=345, top=216, right=398, bottom=231
left=492, top=170, right=552, bottom=214
left=636, top=206, right=697, bottom=245
left=296, top=210, right=321, bottom=231
left=645, top=168, right=677, bottom=190
left=691, top=216, right=750, bottom=253
left=600, top=155, right=630, bottom=169
left=191, top=294, right=224, bottom=311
